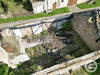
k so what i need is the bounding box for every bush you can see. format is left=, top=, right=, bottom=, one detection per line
left=61, top=21, right=72, bottom=31
left=41, top=31, right=47, bottom=36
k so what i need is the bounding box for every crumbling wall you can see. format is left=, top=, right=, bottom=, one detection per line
left=71, top=15, right=100, bottom=50
left=20, top=27, right=33, bottom=36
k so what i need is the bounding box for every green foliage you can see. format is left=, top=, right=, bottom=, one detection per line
left=0, top=65, right=10, bottom=75
left=41, top=31, right=47, bottom=36
left=77, top=0, right=100, bottom=9
left=9, top=0, right=15, bottom=2
left=0, top=7, right=5, bottom=13
left=9, top=71, right=14, bottom=75
left=61, top=21, right=72, bottom=31
left=0, top=12, right=49, bottom=24
left=0, top=0, right=13, bottom=10
left=0, top=7, right=70, bottom=24
left=48, top=7, right=70, bottom=15
left=91, top=17, right=94, bottom=21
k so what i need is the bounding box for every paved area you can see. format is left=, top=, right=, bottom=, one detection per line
left=68, top=5, right=81, bottom=12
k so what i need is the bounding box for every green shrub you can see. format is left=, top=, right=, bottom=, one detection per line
left=61, top=21, right=72, bottom=31
left=41, top=31, right=47, bottom=36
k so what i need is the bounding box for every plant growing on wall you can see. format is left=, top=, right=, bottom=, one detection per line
left=22, top=35, right=29, bottom=39
left=61, top=21, right=72, bottom=31
left=41, top=31, right=47, bottom=36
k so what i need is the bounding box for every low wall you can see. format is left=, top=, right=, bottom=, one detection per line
left=32, top=50, right=100, bottom=75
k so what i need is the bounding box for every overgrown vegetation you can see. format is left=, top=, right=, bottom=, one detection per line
left=61, top=21, right=72, bottom=31
left=72, top=59, right=100, bottom=75
left=41, top=31, right=48, bottom=36
left=0, top=64, right=11, bottom=75
left=0, top=19, right=95, bottom=74
left=0, top=0, right=33, bottom=13
left=77, top=0, right=100, bottom=9
left=2, top=36, right=20, bottom=57
left=17, top=20, right=92, bottom=73
left=22, top=35, right=29, bottom=39
left=0, top=0, right=12, bottom=13
left=60, top=21, right=92, bottom=58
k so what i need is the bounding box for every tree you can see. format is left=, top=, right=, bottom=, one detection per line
left=0, top=65, right=10, bottom=75
left=0, top=0, right=12, bottom=12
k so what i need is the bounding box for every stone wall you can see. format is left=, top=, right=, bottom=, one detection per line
left=71, top=15, right=100, bottom=50
left=20, top=27, right=33, bottom=36
left=32, top=50, right=100, bottom=75
left=11, top=19, right=60, bottom=37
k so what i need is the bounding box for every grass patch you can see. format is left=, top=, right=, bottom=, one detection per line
left=41, top=31, right=48, bottom=36
left=0, top=12, right=49, bottom=24
left=0, top=7, right=70, bottom=24
left=48, top=7, right=70, bottom=15
left=77, top=0, right=100, bottom=9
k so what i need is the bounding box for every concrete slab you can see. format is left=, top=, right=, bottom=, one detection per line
left=13, top=29, right=23, bottom=37
left=14, top=54, right=30, bottom=62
